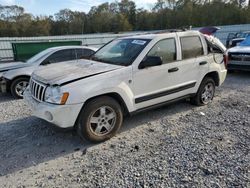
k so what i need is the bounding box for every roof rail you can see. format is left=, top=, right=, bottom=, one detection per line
left=144, top=28, right=189, bottom=35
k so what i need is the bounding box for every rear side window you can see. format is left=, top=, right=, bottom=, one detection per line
left=43, top=49, right=76, bottom=64
left=147, top=38, right=176, bottom=64
left=76, top=49, right=95, bottom=59
left=181, top=36, right=204, bottom=59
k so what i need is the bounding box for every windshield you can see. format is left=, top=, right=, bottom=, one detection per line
left=91, top=38, right=151, bottom=66
left=237, top=32, right=250, bottom=38
left=26, top=48, right=54, bottom=64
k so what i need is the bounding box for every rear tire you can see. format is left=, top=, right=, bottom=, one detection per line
left=191, top=77, right=215, bottom=106
left=10, top=77, right=30, bottom=99
left=77, top=96, right=123, bottom=143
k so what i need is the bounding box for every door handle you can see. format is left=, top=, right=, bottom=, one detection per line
left=168, top=67, right=179, bottom=73
left=199, top=61, right=208, bottom=65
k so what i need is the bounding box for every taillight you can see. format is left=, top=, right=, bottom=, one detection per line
left=223, top=54, right=229, bottom=69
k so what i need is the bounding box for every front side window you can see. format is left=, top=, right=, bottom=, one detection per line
left=42, top=49, right=75, bottom=64
left=181, top=36, right=204, bottom=59
left=147, top=38, right=176, bottom=64
left=91, top=38, right=151, bottom=66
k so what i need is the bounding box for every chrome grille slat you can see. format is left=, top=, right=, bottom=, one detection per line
left=32, top=80, right=36, bottom=96
left=36, top=85, right=40, bottom=99
left=34, top=84, right=38, bottom=98
left=41, top=87, right=45, bottom=101
left=38, top=85, right=42, bottom=100
left=30, top=78, right=46, bottom=102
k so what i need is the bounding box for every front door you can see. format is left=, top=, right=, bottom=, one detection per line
left=132, top=34, right=208, bottom=110
left=132, top=37, right=185, bottom=109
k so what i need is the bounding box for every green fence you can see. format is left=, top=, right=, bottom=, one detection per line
left=12, top=40, right=82, bottom=61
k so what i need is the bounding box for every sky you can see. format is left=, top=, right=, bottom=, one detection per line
left=0, top=0, right=158, bottom=15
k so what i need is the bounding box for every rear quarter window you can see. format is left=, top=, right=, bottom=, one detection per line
left=76, top=49, right=95, bottom=59
left=180, top=36, right=204, bottom=59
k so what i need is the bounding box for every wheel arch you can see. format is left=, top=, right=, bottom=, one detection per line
left=204, top=71, right=219, bottom=86
left=6, top=75, right=31, bottom=90
left=9, top=75, right=30, bottom=84
left=74, top=92, right=129, bottom=129
left=83, top=93, right=129, bottom=116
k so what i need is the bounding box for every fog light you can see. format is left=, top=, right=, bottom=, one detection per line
left=45, top=111, right=53, bottom=121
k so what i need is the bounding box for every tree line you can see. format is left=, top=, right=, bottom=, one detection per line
left=0, top=0, right=250, bottom=37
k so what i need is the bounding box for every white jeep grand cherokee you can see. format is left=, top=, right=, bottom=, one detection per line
left=24, top=31, right=227, bottom=142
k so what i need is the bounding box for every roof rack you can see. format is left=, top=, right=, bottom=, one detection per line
left=116, top=27, right=192, bottom=38
left=143, top=28, right=189, bottom=35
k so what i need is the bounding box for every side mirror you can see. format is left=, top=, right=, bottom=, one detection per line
left=139, top=56, right=163, bottom=69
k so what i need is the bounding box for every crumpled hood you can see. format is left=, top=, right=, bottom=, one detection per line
left=32, top=59, right=123, bottom=85
left=228, top=46, right=250, bottom=53
left=0, top=62, right=28, bottom=72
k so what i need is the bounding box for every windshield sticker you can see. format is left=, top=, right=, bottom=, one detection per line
left=132, top=40, right=147, bottom=45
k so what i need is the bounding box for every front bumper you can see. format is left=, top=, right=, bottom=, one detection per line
left=0, top=75, right=7, bottom=93
left=24, top=89, right=83, bottom=128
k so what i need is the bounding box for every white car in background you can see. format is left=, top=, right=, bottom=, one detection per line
left=0, top=46, right=97, bottom=98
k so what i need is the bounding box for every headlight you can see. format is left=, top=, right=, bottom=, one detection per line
left=44, top=86, right=69, bottom=105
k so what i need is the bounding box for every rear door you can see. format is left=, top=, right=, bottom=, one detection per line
left=177, top=33, right=209, bottom=92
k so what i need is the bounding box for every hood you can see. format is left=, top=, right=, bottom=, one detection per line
left=228, top=46, right=250, bottom=54
left=32, top=59, right=123, bottom=86
left=0, top=62, right=28, bottom=72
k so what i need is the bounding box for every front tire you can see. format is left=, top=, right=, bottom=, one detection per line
left=10, top=77, right=30, bottom=99
left=191, top=77, right=215, bottom=106
left=77, top=96, right=123, bottom=143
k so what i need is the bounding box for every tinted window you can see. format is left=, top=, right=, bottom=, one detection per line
left=147, top=38, right=176, bottom=64
left=181, top=36, right=204, bottom=59
left=42, top=49, right=75, bottom=64
left=76, top=49, right=95, bottom=59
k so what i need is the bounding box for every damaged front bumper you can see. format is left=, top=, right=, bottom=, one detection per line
left=23, top=88, right=84, bottom=128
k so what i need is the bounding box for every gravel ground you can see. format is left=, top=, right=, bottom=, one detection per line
left=0, top=72, right=249, bottom=188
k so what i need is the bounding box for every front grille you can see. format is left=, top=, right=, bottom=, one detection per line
left=30, top=79, right=47, bottom=102
left=229, top=53, right=250, bottom=62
